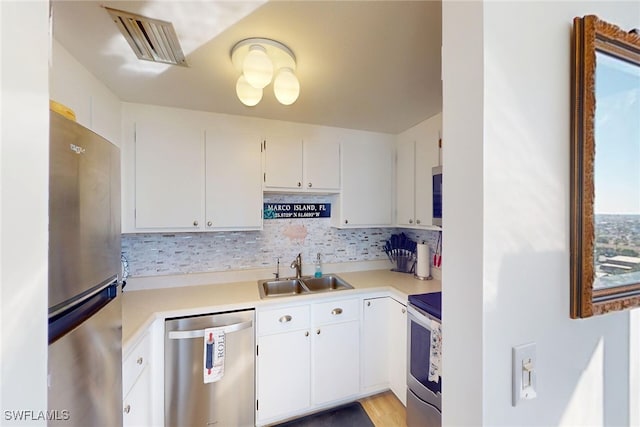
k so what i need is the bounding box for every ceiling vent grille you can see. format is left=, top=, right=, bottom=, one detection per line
left=105, top=6, right=187, bottom=67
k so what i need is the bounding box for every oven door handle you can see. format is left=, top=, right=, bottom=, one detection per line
left=407, top=304, right=439, bottom=329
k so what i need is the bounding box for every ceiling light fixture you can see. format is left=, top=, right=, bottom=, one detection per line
left=231, top=38, right=300, bottom=106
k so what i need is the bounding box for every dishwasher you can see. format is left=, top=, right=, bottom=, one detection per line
left=165, top=309, right=255, bottom=427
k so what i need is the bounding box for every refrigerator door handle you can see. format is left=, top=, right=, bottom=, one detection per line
left=168, top=320, right=253, bottom=340
left=49, top=276, right=118, bottom=319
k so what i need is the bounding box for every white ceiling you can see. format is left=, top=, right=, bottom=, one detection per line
left=52, top=0, right=442, bottom=134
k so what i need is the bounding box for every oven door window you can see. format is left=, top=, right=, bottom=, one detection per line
left=410, top=318, right=442, bottom=395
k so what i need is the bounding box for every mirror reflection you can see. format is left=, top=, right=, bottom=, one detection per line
left=593, top=50, right=640, bottom=291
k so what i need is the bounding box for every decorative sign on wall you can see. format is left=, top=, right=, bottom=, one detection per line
left=263, top=203, right=331, bottom=219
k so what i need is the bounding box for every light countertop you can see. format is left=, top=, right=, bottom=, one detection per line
left=122, top=269, right=441, bottom=352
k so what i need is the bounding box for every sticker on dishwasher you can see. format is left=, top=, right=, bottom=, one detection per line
left=203, top=327, right=225, bottom=383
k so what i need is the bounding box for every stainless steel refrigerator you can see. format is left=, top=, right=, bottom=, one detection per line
left=47, top=110, right=122, bottom=426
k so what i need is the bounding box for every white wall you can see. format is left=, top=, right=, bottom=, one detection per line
left=443, top=1, right=639, bottom=426
left=49, top=39, right=122, bottom=145
left=0, top=1, right=49, bottom=424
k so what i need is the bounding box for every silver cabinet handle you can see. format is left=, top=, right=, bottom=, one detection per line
left=308, top=182, right=312, bottom=188
left=297, top=182, right=302, bottom=187
left=279, top=315, right=292, bottom=323
left=409, top=219, right=414, bottom=224
left=123, top=405, right=131, bottom=414
left=316, top=329, right=321, bottom=335
left=207, top=221, right=213, bottom=227
left=367, top=301, right=371, bottom=307
left=168, top=320, right=253, bottom=340
left=402, top=308, right=406, bottom=314
left=136, top=357, right=143, bottom=365
left=193, top=220, right=198, bottom=226
left=416, top=219, right=421, bottom=224
left=305, top=331, right=309, bottom=337
left=344, top=219, right=349, bottom=224
left=331, top=308, right=343, bottom=315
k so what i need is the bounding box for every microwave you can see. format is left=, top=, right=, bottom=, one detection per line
left=432, top=166, right=442, bottom=226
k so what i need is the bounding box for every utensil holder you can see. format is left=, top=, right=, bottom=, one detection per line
left=391, top=254, right=415, bottom=274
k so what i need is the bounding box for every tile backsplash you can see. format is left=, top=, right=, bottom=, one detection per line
left=122, top=195, right=441, bottom=277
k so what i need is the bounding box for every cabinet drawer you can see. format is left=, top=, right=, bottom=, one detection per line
left=258, top=305, right=310, bottom=336
left=123, top=332, right=150, bottom=395
left=313, top=298, right=359, bottom=325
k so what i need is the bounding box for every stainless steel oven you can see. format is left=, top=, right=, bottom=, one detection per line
left=407, top=292, right=442, bottom=427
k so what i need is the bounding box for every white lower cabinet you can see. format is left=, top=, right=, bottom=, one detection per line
left=256, top=297, right=360, bottom=425
left=388, top=298, right=408, bottom=405
left=362, top=297, right=408, bottom=405
left=123, top=332, right=152, bottom=427
left=256, top=305, right=312, bottom=423
left=361, top=297, right=390, bottom=391
left=123, top=366, right=151, bottom=427
left=312, top=299, right=360, bottom=405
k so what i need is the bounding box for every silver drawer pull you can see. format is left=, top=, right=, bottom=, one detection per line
left=136, top=357, right=143, bottom=365
left=279, top=315, right=292, bottom=323
left=331, top=308, right=343, bottom=315
left=123, top=405, right=131, bottom=414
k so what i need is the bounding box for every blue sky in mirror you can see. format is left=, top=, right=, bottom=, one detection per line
left=594, top=50, right=640, bottom=215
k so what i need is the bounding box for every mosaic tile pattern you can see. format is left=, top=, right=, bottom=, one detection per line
left=122, top=194, right=441, bottom=277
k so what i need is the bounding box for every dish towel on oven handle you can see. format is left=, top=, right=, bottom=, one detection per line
left=203, top=327, right=225, bottom=384
left=428, top=319, right=442, bottom=382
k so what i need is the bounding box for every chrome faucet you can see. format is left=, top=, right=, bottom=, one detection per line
left=290, top=253, right=302, bottom=279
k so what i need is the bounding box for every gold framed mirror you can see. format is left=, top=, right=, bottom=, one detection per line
left=571, top=15, right=640, bottom=318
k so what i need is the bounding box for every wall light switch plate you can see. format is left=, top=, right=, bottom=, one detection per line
left=512, top=342, right=537, bottom=406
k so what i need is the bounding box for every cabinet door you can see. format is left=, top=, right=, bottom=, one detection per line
left=338, top=137, right=393, bottom=226
left=257, top=331, right=311, bottom=422
left=396, top=141, right=416, bottom=226
left=205, top=130, right=262, bottom=229
left=361, top=298, right=390, bottom=391
left=303, top=139, right=340, bottom=190
left=263, top=136, right=303, bottom=189
left=313, top=321, right=360, bottom=405
left=388, top=299, right=408, bottom=406
left=135, top=119, right=204, bottom=229
left=123, top=366, right=152, bottom=427
left=414, top=137, right=436, bottom=227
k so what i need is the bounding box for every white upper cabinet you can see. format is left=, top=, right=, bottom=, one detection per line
left=263, top=136, right=304, bottom=189
left=263, top=137, right=340, bottom=192
left=396, top=141, right=416, bottom=226
left=122, top=103, right=264, bottom=233
left=332, top=134, right=394, bottom=228
left=303, top=138, right=341, bottom=190
left=205, top=129, right=263, bottom=230
left=134, top=113, right=205, bottom=230
left=395, top=113, right=442, bottom=228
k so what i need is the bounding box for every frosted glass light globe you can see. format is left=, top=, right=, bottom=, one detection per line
left=273, top=67, right=300, bottom=105
left=242, top=45, right=273, bottom=89
left=236, top=75, right=263, bottom=106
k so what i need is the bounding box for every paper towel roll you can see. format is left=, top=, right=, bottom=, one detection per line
left=415, top=242, right=432, bottom=280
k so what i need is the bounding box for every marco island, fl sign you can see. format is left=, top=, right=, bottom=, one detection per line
left=263, top=203, right=331, bottom=219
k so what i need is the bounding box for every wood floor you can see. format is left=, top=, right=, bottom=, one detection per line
left=360, top=391, right=407, bottom=427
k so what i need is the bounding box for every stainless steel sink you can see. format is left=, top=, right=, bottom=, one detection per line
left=258, top=275, right=353, bottom=298
left=258, top=279, right=309, bottom=298
left=301, top=275, right=354, bottom=292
